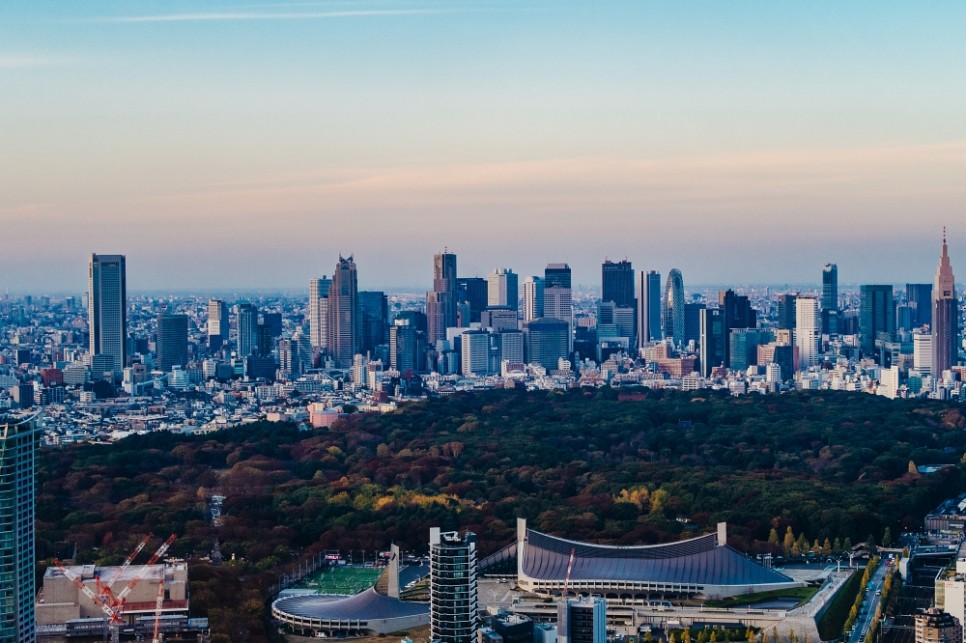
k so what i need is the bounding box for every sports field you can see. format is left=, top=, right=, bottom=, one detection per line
left=297, top=564, right=382, bottom=595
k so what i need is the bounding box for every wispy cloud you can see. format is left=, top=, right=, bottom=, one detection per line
left=92, top=8, right=442, bottom=24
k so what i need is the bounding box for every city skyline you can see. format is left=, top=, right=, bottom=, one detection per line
left=3, top=2, right=966, bottom=290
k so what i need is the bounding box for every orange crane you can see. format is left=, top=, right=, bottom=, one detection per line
left=151, top=573, right=166, bottom=643
left=52, top=559, right=123, bottom=641
left=100, top=533, right=154, bottom=594
left=55, top=533, right=177, bottom=643
left=564, top=547, right=576, bottom=598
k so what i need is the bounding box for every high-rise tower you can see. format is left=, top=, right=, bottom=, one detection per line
left=522, top=276, right=544, bottom=323
left=309, top=277, right=332, bottom=350
left=933, top=229, right=958, bottom=376
left=328, top=255, right=360, bottom=368
left=637, top=270, right=661, bottom=348
left=601, top=259, right=634, bottom=308
left=663, top=269, right=685, bottom=347
left=543, top=264, right=573, bottom=352
left=156, top=313, right=189, bottom=372
left=487, top=268, right=519, bottom=311
left=429, top=528, right=478, bottom=643
left=207, top=299, right=229, bottom=351
left=428, top=251, right=458, bottom=345
left=88, top=254, right=127, bottom=377
left=859, top=285, right=895, bottom=362
left=236, top=303, right=259, bottom=357
left=795, top=297, right=820, bottom=370
left=821, top=263, right=839, bottom=334
left=0, top=412, right=40, bottom=641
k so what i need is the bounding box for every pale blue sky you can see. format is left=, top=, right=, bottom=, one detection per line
left=2, top=1, right=965, bottom=292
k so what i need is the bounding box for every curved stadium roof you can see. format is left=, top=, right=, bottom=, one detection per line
left=522, top=529, right=793, bottom=587
left=274, top=587, right=429, bottom=622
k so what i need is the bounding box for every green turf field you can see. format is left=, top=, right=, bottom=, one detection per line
left=296, top=565, right=383, bottom=595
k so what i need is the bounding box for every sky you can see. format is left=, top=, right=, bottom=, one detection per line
left=2, top=1, right=966, bottom=293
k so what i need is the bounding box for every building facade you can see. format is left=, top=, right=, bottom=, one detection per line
left=663, top=269, right=685, bottom=347
left=88, top=254, right=127, bottom=377
left=207, top=299, right=229, bottom=351
left=429, top=529, right=478, bottom=643
left=0, top=412, right=40, bottom=642
left=933, top=232, right=958, bottom=376
left=328, top=256, right=360, bottom=368
left=859, top=285, right=895, bottom=362
left=156, top=313, right=189, bottom=372
left=795, top=297, right=820, bottom=370
left=309, top=277, right=332, bottom=350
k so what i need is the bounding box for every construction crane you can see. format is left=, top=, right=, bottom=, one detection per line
left=564, top=547, right=576, bottom=598
left=101, top=533, right=153, bottom=592
left=151, top=573, right=166, bottom=643
left=55, top=533, right=177, bottom=643
left=52, top=559, right=122, bottom=642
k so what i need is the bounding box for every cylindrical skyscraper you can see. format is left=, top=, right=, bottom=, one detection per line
left=663, top=268, right=685, bottom=348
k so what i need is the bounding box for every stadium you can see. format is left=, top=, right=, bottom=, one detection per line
left=273, top=521, right=802, bottom=638
left=271, top=545, right=430, bottom=638
left=481, top=519, right=800, bottom=600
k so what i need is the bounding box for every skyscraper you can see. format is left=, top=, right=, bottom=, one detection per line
left=0, top=412, right=40, bottom=641
left=359, top=291, right=389, bottom=354
left=156, top=313, right=189, bottom=372
left=429, top=528, right=478, bottom=643
left=88, top=254, right=127, bottom=377
left=207, top=299, right=229, bottom=351
left=821, top=263, right=839, bottom=334
left=637, top=270, right=662, bottom=348
left=795, top=296, right=820, bottom=370
left=719, top=289, right=757, bottom=368
left=601, top=259, right=634, bottom=308
left=526, top=318, right=571, bottom=371
left=487, top=268, right=519, bottom=311
left=821, top=263, right=838, bottom=311
left=663, top=269, right=685, bottom=347
left=522, top=276, right=544, bottom=323
left=328, top=255, right=360, bottom=368
left=544, top=263, right=573, bottom=352
left=906, top=283, right=933, bottom=328
left=236, top=303, right=259, bottom=357
left=428, top=252, right=458, bottom=345
left=859, top=285, right=895, bottom=362
left=699, top=308, right=723, bottom=377
left=309, top=277, right=332, bottom=350
left=933, top=230, right=958, bottom=376
left=777, top=293, right=797, bottom=330
left=456, top=277, right=488, bottom=325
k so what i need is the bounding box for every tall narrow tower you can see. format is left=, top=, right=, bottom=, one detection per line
left=429, top=528, right=478, bottom=643
left=427, top=251, right=457, bottom=345
left=663, top=269, right=685, bottom=347
left=88, top=254, right=127, bottom=377
left=328, top=255, right=360, bottom=368
left=933, top=229, right=958, bottom=376
left=309, top=277, right=332, bottom=350
left=0, top=412, right=40, bottom=641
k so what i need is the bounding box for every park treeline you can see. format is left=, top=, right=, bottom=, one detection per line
left=35, top=389, right=966, bottom=641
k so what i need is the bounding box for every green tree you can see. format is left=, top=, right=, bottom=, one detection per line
left=882, top=527, right=892, bottom=548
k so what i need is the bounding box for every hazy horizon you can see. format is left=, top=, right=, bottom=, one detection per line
left=3, top=2, right=965, bottom=291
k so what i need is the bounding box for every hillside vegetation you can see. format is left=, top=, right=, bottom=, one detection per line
left=36, top=389, right=966, bottom=641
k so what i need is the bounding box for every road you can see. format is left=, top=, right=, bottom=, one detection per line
left=848, top=562, right=889, bottom=643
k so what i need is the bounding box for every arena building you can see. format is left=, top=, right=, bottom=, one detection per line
left=272, top=544, right=430, bottom=638
left=483, top=519, right=799, bottom=600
